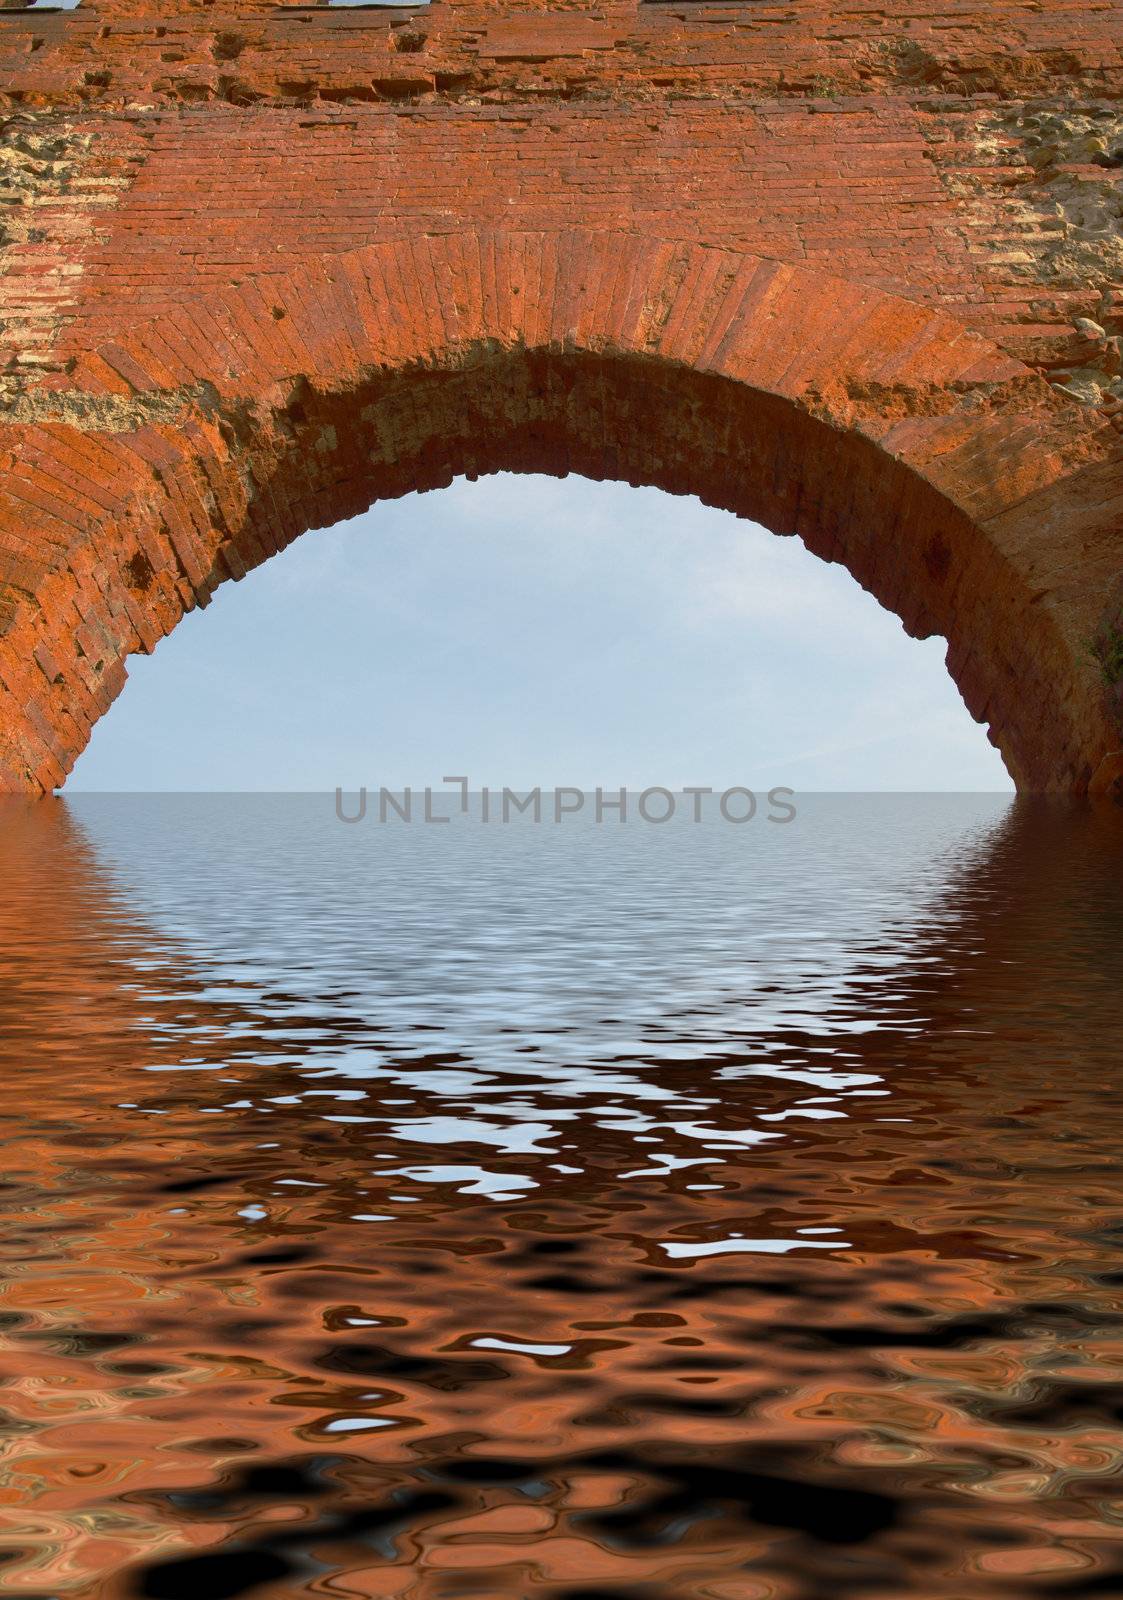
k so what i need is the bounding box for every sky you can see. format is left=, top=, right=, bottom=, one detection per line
left=68, top=475, right=1013, bottom=793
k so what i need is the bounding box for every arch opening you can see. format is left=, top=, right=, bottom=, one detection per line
left=66, top=472, right=1014, bottom=792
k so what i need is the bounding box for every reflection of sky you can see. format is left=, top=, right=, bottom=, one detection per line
left=65, top=790, right=1012, bottom=1241
left=69, top=476, right=1013, bottom=792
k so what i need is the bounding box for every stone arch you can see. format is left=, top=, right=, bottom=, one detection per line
left=0, top=228, right=1119, bottom=794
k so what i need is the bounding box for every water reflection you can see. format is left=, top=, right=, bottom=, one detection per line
left=0, top=794, right=1121, bottom=1598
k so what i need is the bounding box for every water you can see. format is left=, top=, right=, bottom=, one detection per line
left=1, top=793, right=1122, bottom=1599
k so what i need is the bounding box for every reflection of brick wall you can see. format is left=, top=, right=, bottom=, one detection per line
left=0, top=3, right=1121, bottom=795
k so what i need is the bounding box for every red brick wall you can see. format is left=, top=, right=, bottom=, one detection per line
left=0, top=1, right=1120, bottom=792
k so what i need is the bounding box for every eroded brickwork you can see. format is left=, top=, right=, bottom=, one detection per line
left=0, top=0, right=1120, bottom=791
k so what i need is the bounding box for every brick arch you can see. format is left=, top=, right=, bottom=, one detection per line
left=0, top=229, right=1119, bottom=794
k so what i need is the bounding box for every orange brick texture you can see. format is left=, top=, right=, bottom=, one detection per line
left=0, top=0, right=1121, bottom=793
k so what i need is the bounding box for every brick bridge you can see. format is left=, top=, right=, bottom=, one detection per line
left=0, top=0, right=1120, bottom=792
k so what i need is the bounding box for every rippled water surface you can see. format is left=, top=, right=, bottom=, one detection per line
left=2, top=793, right=1123, bottom=1599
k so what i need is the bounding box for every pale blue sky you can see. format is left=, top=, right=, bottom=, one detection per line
left=68, top=476, right=1012, bottom=792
